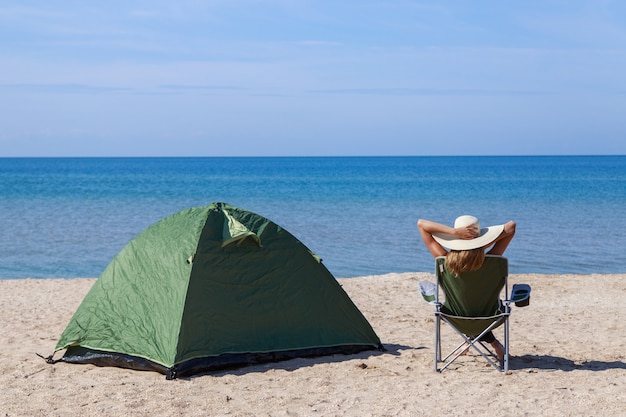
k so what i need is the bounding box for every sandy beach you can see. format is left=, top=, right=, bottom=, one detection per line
left=1, top=272, right=624, bottom=417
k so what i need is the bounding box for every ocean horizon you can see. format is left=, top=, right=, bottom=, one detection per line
left=1, top=155, right=624, bottom=279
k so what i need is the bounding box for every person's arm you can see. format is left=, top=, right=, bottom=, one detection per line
left=417, top=219, right=478, bottom=258
left=486, top=220, right=516, bottom=255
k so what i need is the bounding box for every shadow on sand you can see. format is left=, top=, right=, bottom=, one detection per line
left=189, top=343, right=419, bottom=379
left=510, top=354, right=626, bottom=372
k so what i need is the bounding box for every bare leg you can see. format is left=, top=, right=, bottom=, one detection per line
left=490, top=339, right=505, bottom=362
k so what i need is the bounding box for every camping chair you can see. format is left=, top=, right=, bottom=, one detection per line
left=419, top=255, right=530, bottom=373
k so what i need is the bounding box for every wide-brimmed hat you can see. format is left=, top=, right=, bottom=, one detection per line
left=432, top=215, right=504, bottom=251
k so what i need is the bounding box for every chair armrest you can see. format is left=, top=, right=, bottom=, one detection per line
left=419, top=281, right=438, bottom=304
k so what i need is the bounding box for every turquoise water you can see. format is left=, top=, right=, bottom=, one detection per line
left=1, top=156, right=624, bottom=278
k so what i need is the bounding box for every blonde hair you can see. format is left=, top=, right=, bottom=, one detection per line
left=445, top=248, right=485, bottom=276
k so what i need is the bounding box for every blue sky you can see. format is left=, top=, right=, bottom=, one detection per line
left=1, top=1, right=625, bottom=156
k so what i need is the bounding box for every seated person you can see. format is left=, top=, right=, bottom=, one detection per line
left=417, top=215, right=516, bottom=361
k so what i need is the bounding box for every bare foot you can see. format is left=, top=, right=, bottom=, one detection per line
left=490, top=339, right=505, bottom=362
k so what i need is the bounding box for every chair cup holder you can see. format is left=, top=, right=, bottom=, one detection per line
left=515, top=296, right=530, bottom=307
left=511, top=284, right=531, bottom=307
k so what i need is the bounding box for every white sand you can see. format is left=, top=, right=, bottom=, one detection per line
left=1, top=273, right=625, bottom=417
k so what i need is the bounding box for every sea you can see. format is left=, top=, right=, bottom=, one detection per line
left=0, top=156, right=624, bottom=279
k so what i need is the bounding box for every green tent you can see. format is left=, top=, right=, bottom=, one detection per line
left=52, top=202, right=382, bottom=379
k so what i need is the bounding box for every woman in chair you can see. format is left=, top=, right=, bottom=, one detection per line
left=417, top=215, right=516, bottom=361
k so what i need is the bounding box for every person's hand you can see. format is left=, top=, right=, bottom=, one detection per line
left=455, top=224, right=479, bottom=240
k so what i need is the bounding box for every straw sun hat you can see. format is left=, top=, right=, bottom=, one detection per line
left=432, top=215, right=504, bottom=251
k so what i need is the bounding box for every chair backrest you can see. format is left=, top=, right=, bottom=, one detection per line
left=435, top=255, right=508, bottom=317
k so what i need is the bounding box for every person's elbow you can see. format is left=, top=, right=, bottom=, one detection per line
left=505, top=220, right=516, bottom=235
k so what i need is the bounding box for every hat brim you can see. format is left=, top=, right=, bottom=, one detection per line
left=432, top=224, right=504, bottom=251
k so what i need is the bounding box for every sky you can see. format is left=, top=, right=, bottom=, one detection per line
left=1, top=0, right=626, bottom=157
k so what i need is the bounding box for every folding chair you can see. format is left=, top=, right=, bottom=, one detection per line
left=419, top=255, right=530, bottom=372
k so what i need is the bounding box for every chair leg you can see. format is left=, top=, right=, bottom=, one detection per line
left=438, top=315, right=508, bottom=372
left=503, top=316, right=509, bottom=373
left=435, top=315, right=441, bottom=371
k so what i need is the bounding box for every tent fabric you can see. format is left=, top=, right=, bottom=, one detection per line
left=54, top=202, right=382, bottom=378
